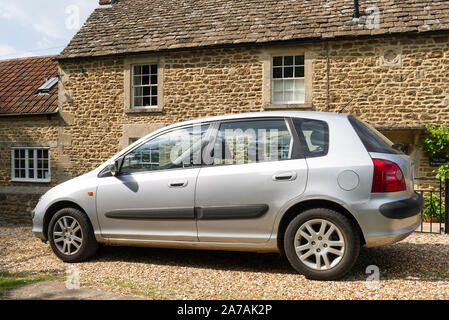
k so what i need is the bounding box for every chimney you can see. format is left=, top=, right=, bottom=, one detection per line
left=99, top=0, right=115, bottom=5
left=353, top=0, right=360, bottom=19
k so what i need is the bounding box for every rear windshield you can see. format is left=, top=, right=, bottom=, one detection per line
left=348, top=115, right=400, bottom=154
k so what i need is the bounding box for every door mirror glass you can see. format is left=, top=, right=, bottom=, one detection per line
left=108, top=157, right=123, bottom=176
left=108, top=163, right=117, bottom=176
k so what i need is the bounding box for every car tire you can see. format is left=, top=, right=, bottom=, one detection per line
left=48, top=207, right=98, bottom=263
left=284, top=208, right=360, bottom=280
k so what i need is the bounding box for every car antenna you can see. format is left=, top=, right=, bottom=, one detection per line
left=337, top=97, right=354, bottom=114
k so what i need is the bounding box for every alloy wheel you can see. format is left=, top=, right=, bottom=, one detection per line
left=294, top=218, right=345, bottom=270
left=52, top=216, right=83, bottom=256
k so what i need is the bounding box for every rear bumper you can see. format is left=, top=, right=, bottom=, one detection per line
left=379, top=192, right=423, bottom=219
left=364, top=219, right=420, bottom=247
left=352, top=192, right=423, bottom=248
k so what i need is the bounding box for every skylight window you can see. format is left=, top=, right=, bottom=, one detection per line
left=37, top=77, right=58, bottom=94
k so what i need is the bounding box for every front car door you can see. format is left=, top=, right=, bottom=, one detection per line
left=195, top=117, right=308, bottom=243
left=96, top=123, right=209, bottom=241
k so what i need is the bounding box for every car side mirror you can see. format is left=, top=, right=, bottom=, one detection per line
left=108, top=157, right=123, bottom=176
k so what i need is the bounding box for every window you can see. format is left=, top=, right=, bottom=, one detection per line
left=348, top=116, right=399, bottom=154
left=11, top=148, right=50, bottom=182
left=132, top=64, right=158, bottom=108
left=272, top=55, right=305, bottom=104
left=120, top=124, right=210, bottom=174
left=293, top=118, right=329, bottom=158
left=37, top=77, right=58, bottom=95
left=210, top=119, right=292, bottom=166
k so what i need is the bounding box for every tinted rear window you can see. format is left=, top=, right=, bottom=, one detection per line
left=348, top=115, right=400, bottom=154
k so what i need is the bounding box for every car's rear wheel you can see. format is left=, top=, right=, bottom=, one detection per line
left=48, top=207, right=98, bottom=262
left=284, top=208, right=360, bottom=280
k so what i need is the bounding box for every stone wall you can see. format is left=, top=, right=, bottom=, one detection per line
left=0, top=193, right=41, bottom=225
left=313, top=34, right=449, bottom=128
left=0, top=115, right=58, bottom=223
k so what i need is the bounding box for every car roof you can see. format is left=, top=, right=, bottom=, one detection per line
left=166, top=110, right=349, bottom=129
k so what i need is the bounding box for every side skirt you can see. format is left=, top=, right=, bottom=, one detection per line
left=97, top=237, right=280, bottom=253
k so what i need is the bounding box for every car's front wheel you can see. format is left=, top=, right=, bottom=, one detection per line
left=284, top=208, right=360, bottom=280
left=48, top=207, right=98, bottom=262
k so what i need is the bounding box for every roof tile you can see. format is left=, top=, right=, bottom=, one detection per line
left=0, top=56, right=58, bottom=115
left=59, top=0, right=449, bottom=59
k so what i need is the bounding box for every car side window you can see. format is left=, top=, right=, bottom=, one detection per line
left=293, top=118, right=329, bottom=158
left=209, top=119, right=292, bottom=165
left=120, top=124, right=209, bottom=174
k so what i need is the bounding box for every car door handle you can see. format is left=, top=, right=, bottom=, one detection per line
left=168, top=180, right=188, bottom=188
left=273, top=171, right=297, bottom=181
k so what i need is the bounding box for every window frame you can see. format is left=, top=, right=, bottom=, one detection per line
left=271, top=55, right=305, bottom=105
left=124, top=56, right=164, bottom=114
left=262, top=49, right=312, bottom=110
left=10, top=147, right=51, bottom=183
left=131, top=63, right=159, bottom=109
left=203, top=117, right=304, bottom=168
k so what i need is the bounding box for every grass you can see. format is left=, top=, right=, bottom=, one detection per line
left=0, top=272, right=58, bottom=295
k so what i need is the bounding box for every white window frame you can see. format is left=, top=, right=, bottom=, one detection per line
left=271, top=55, right=305, bottom=105
left=131, top=63, right=158, bottom=109
left=10, top=147, right=51, bottom=183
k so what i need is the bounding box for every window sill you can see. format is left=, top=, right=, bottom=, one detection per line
left=125, top=107, right=164, bottom=114
left=263, top=103, right=313, bottom=110
left=10, top=179, right=51, bottom=183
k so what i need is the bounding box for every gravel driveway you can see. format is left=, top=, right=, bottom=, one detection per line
left=1, top=224, right=448, bottom=299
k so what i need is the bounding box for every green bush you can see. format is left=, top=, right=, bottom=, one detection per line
left=422, top=194, right=445, bottom=222
left=420, top=124, right=449, bottom=181
left=421, top=124, right=449, bottom=158
left=436, top=162, right=449, bottom=181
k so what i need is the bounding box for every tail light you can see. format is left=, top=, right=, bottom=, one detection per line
left=372, top=159, right=406, bottom=193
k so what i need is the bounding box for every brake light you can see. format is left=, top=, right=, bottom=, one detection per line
left=372, top=159, right=406, bottom=193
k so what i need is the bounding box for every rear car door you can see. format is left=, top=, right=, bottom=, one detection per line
left=195, top=117, right=308, bottom=243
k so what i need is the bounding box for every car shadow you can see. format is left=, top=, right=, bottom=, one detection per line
left=89, top=240, right=449, bottom=281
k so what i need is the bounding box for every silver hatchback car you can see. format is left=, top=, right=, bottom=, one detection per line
left=32, top=111, right=423, bottom=280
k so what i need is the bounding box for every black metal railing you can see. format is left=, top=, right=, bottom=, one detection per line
left=414, top=178, right=447, bottom=234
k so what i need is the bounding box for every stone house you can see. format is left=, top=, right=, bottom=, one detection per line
left=2, top=0, right=449, bottom=222
left=0, top=56, right=61, bottom=223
